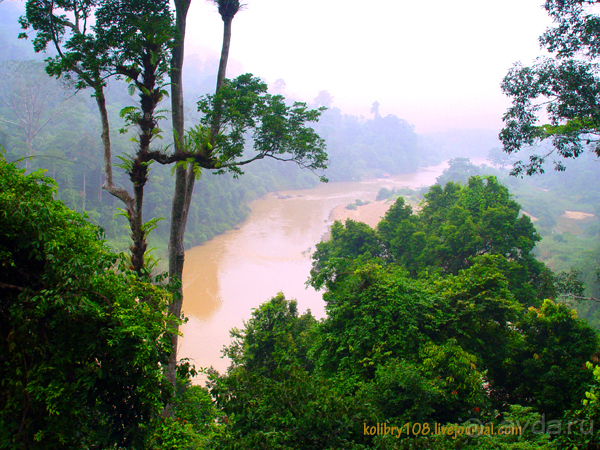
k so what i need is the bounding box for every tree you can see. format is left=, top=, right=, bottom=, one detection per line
left=0, top=61, right=70, bottom=173
left=432, top=255, right=523, bottom=389
left=0, top=155, right=177, bottom=449
left=223, top=293, right=317, bottom=376
left=500, top=0, right=600, bottom=334
left=20, top=0, right=178, bottom=275
left=164, top=0, right=326, bottom=387
left=20, top=0, right=328, bottom=387
left=310, top=219, right=384, bottom=290
left=208, top=294, right=370, bottom=449
left=311, top=176, right=552, bottom=305
left=435, top=157, right=487, bottom=185
left=500, top=0, right=600, bottom=175
left=498, top=300, right=599, bottom=420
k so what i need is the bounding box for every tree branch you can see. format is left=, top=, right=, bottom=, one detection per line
left=563, top=294, right=600, bottom=303
left=0, top=282, right=25, bottom=291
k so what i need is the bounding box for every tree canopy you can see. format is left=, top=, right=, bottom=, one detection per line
left=0, top=155, right=178, bottom=448
left=500, top=0, right=600, bottom=175
left=311, top=176, right=552, bottom=305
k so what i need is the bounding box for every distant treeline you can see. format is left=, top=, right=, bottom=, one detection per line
left=0, top=61, right=435, bottom=257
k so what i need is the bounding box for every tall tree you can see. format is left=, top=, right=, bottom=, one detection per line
left=19, top=0, right=176, bottom=275
left=20, top=0, right=328, bottom=386
left=500, top=0, right=600, bottom=318
left=166, top=1, right=243, bottom=381
left=500, top=0, right=600, bottom=175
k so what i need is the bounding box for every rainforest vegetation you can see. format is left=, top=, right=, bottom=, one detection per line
left=5, top=155, right=600, bottom=448
left=2, top=0, right=600, bottom=448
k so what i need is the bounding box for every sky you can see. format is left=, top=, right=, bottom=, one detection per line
left=184, top=0, right=553, bottom=133
left=1, top=0, right=553, bottom=134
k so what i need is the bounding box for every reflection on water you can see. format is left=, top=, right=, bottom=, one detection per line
left=180, top=162, right=449, bottom=375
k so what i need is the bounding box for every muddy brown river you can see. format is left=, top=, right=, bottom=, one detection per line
left=179, top=161, right=449, bottom=374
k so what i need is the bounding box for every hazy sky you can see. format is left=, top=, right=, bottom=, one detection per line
left=185, top=0, right=552, bottom=133
left=1, top=0, right=553, bottom=134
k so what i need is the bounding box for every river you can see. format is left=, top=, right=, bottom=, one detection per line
left=179, top=161, right=450, bottom=375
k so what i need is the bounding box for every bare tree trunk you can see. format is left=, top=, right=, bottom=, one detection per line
left=82, top=167, right=86, bottom=211
left=210, top=16, right=233, bottom=144
left=97, top=89, right=132, bottom=206
left=99, top=171, right=103, bottom=203
left=129, top=168, right=147, bottom=274
left=216, top=17, right=232, bottom=93
left=166, top=0, right=239, bottom=388
left=167, top=0, right=192, bottom=388
left=95, top=86, right=141, bottom=273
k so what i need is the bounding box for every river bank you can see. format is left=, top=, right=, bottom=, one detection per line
left=329, top=199, right=394, bottom=228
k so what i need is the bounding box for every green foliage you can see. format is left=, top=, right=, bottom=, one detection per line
left=315, top=264, right=439, bottom=383
left=0, top=157, right=178, bottom=448
left=172, top=383, right=220, bottom=436
left=312, top=176, right=550, bottom=305
left=94, top=0, right=175, bottom=73
left=148, top=381, right=221, bottom=450
left=413, top=176, right=539, bottom=276
left=557, top=362, right=600, bottom=449
left=376, top=195, right=414, bottom=254
left=225, top=293, right=317, bottom=376
left=359, top=340, right=485, bottom=426
left=197, top=73, right=328, bottom=179
left=499, top=300, right=599, bottom=419
left=209, top=294, right=370, bottom=449
left=315, top=257, right=560, bottom=423
left=310, top=219, right=384, bottom=290
left=432, top=255, right=523, bottom=390
left=20, top=0, right=175, bottom=92
left=500, top=0, right=600, bottom=175
left=149, top=416, right=202, bottom=450
left=210, top=366, right=369, bottom=450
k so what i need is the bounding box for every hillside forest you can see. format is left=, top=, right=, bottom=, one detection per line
left=2, top=0, right=600, bottom=449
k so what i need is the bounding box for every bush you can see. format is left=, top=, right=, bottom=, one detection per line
left=0, top=156, right=177, bottom=449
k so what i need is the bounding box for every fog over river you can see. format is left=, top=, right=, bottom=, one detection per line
left=180, top=161, right=450, bottom=374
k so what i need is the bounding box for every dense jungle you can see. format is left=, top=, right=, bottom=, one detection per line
left=2, top=0, right=600, bottom=449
